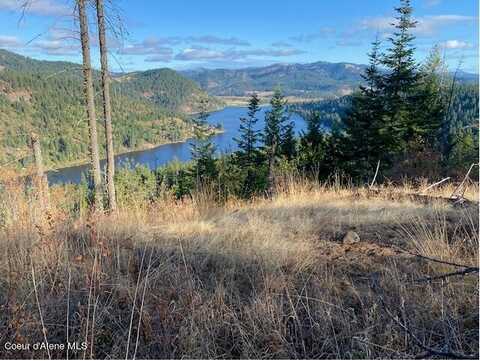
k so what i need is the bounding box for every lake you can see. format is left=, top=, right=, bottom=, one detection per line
left=47, top=106, right=307, bottom=185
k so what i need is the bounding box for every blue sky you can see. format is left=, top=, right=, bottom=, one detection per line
left=0, top=0, right=477, bottom=73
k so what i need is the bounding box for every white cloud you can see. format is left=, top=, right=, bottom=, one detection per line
left=119, top=43, right=173, bottom=56
left=0, top=0, right=71, bottom=16
left=271, top=41, right=293, bottom=48
left=186, top=36, right=250, bottom=46
left=439, top=40, right=472, bottom=49
left=361, top=14, right=475, bottom=37
left=31, top=39, right=76, bottom=55
left=424, top=0, right=441, bottom=7
left=289, top=27, right=336, bottom=43
left=175, top=47, right=226, bottom=61
left=0, top=35, right=21, bottom=47
left=417, top=15, right=475, bottom=36
left=175, top=46, right=305, bottom=62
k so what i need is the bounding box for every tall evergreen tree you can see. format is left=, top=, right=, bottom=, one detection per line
left=190, top=98, right=217, bottom=184
left=342, top=37, right=386, bottom=179
left=234, top=93, right=262, bottom=197
left=414, top=46, right=446, bottom=149
left=280, top=120, right=296, bottom=160
left=381, top=0, right=419, bottom=153
left=234, top=93, right=261, bottom=166
left=263, top=89, right=288, bottom=195
left=298, top=111, right=325, bottom=174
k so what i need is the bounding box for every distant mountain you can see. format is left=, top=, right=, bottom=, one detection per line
left=181, top=62, right=368, bottom=97
left=114, top=68, right=223, bottom=114
left=0, top=49, right=218, bottom=167
left=182, top=61, right=478, bottom=98
left=454, top=70, right=479, bottom=83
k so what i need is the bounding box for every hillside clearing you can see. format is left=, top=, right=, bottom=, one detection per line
left=0, top=181, right=478, bottom=359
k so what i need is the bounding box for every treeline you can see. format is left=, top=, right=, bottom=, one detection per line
left=103, top=0, right=478, bottom=205
left=288, top=96, right=352, bottom=130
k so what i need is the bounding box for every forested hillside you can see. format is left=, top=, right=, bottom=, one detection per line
left=182, top=62, right=367, bottom=97
left=0, top=49, right=217, bottom=167
left=291, top=82, right=478, bottom=136
left=183, top=61, right=477, bottom=100
left=115, top=68, right=224, bottom=114
left=288, top=96, right=352, bottom=129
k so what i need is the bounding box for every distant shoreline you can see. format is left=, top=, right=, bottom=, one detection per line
left=48, top=128, right=224, bottom=173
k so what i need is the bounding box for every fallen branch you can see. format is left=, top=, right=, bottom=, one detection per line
left=414, top=267, right=479, bottom=283
left=450, top=163, right=478, bottom=199
left=380, top=298, right=478, bottom=360
left=420, top=177, right=450, bottom=194
left=369, top=160, right=381, bottom=190
left=390, top=246, right=477, bottom=269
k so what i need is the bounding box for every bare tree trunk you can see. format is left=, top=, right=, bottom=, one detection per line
left=30, top=132, right=49, bottom=210
left=96, top=0, right=117, bottom=211
left=78, top=0, right=103, bottom=211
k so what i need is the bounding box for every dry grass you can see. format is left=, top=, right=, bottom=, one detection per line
left=0, top=175, right=478, bottom=359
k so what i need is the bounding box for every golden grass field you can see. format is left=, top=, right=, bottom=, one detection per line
left=0, top=173, right=478, bottom=359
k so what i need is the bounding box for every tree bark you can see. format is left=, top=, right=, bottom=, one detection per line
left=30, top=132, right=49, bottom=209
left=96, top=0, right=117, bottom=211
left=78, top=0, right=103, bottom=211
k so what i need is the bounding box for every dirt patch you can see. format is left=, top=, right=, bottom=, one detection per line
left=0, top=80, right=32, bottom=103
left=316, top=240, right=410, bottom=264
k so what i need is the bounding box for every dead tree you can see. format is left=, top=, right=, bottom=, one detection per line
left=96, top=0, right=117, bottom=211
left=78, top=0, right=103, bottom=211
left=30, top=132, right=49, bottom=209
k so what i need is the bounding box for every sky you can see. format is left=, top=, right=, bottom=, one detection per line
left=0, top=0, right=478, bottom=73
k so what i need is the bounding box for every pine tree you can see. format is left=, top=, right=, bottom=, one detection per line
left=190, top=98, right=217, bottom=184
left=381, top=0, right=419, bottom=153
left=234, top=93, right=261, bottom=166
left=299, top=111, right=325, bottom=173
left=342, top=37, right=386, bottom=179
left=234, top=93, right=263, bottom=197
left=280, top=120, right=296, bottom=160
left=414, top=46, right=446, bottom=149
left=263, top=89, right=288, bottom=195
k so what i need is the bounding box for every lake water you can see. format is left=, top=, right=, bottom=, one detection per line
left=47, top=106, right=307, bottom=185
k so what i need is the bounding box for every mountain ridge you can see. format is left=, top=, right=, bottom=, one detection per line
left=181, top=61, right=368, bottom=97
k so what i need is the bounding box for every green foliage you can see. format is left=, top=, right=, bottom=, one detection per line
left=340, top=37, right=389, bottom=179
left=0, top=49, right=217, bottom=167
left=234, top=93, right=261, bottom=166
left=289, top=0, right=477, bottom=182
left=114, top=68, right=223, bottom=113
left=233, top=93, right=265, bottom=197
left=190, top=98, right=217, bottom=184
left=156, top=160, right=194, bottom=199
left=280, top=120, right=297, bottom=160
left=263, top=90, right=289, bottom=159
left=115, top=163, right=157, bottom=205
left=289, top=96, right=350, bottom=129
left=298, top=112, right=325, bottom=175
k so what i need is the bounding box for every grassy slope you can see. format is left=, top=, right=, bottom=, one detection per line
left=0, top=176, right=478, bottom=359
